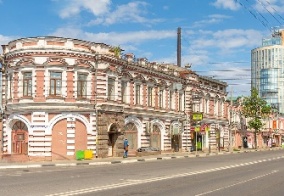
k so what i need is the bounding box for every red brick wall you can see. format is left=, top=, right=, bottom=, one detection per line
left=51, top=119, right=67, bottom=160
left=65, top=69, right=75, bottom=102
left=13, top=72, right=19, bottom=102
left=34, top=70, right=46, bottom=102
left=75, top=120, right=87, bottom=151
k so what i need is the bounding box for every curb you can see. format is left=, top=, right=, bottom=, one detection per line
left=0, top=148, right=282, bottom=170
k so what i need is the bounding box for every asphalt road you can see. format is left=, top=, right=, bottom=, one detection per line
left=0, top=150, right=283, bottom=196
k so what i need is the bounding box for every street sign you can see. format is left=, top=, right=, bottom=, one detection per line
left=192, top=113, right=203, bottom=120
left=205, top=126, right=209, bottom=132
left=195, top=126, right=201, bottom=132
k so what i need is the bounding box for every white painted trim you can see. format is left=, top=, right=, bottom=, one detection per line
left=150, top=119, right=166, bottom=150
left=5, top=114, right=31, bottom=154
left=47, top=113, right=91, bottom=134
left=67, top=152, right=74, bottom=156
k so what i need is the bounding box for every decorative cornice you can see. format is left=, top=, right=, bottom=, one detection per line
left=43, top=57, right=68, bottom=66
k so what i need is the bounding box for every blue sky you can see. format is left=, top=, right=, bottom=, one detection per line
left=0, top=0, right=284, bottom=96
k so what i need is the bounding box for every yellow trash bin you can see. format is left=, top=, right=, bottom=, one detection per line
left=84, top=150, right=93, bottom=160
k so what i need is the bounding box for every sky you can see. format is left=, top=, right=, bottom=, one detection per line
left=0, top=0, right=284, bottom=97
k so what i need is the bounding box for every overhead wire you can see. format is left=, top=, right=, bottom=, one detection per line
left=235, top=0, right=271, bottom=30
left=263, top=0, right=284, bottom=23
left=256, top=0, right=282, bottom=25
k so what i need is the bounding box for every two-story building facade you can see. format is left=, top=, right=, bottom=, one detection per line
left=0, top=36, right=229, bottom=161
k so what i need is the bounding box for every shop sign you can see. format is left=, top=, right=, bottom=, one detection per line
left=195, top=126, right=201, bottom=132
left=192, top=113, right=203, bottom=121
left=205, top=126, right=209, bottom=132
left=273, top=120, right=277, bottom=129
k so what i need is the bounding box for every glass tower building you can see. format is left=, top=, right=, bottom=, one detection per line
left=251, top=28, right=284, bottom=114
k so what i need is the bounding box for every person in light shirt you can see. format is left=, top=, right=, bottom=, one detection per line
left=123, top=138, right=129, bottom=158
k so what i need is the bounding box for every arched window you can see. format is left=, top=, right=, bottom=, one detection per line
left=12, top=121, right=28, bottom=131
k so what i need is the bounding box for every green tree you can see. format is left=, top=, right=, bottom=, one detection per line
left=241, top=88, right=271, bottom=149
left=112, top=46, right=121, bottom=58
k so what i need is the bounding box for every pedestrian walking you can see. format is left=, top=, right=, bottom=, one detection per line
left=123, top=138, right=129, bottom=158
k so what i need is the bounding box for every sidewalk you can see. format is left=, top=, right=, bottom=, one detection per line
left=0, top=147, right=282, bottom=169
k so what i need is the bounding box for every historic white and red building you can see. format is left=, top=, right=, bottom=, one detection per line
left=229, top=97, right=284, bottom=149
left=0, top=36, right=229, bottom=161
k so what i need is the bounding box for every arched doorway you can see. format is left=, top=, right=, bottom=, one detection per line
left=11, top=121, right=28, bottom=154
left=151, top=124, right=161, bottom=150
left=51, top=118, right=88, bottom=160
left=124, top=122, right=138, bottom=156
left=108, top=123, right=119, bottom=157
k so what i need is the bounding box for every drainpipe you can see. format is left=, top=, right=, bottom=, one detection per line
left=0, top=55, right=5, bottom=158
left=94, top=55, right=99, bottom=158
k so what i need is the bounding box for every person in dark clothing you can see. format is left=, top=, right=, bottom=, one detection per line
left=123, top=138, right=129, bottom=158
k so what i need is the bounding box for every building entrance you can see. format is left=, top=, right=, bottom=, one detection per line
left=108, top=124, right=119, bottom=157
left=12, top=121, right=28, bottom=154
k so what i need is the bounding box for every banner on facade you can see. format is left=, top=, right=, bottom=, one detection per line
left=195, top=126, right=201, bottom=132
left=205, top=126, right=209, bottom=132
left=273, top=120, right=277, bottom=129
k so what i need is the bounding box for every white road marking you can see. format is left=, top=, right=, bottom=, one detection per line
left=195, top=170, right=278, bottom=196
left=43, top=156, right=284, bottom=196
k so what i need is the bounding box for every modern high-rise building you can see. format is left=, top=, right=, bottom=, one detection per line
left=251, top=27, right=284, bottom=114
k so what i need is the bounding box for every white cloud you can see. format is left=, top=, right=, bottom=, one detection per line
left=51, top=27, right=175, bottom=46
left=88, top=1, right=162, bottom=26
left=163, top=5, right=169, bottom=10
left=0, top=34, right=17, bottom=56
left=212, top=0, right=240, bottom=11
left=57, top=0, right=111, bottom=19
left=0, top=34, right=18, bottom=52
left=54, top=0, right=162, bottom=26
left=192, top=14, right=231, bottom=28
left=85, top=30, right=175, bottom=45
left=253, top=0, right=284, bottom=14
left=191, top=29, right=263, bottom=51
left=50, top=27, right=83, bottom=39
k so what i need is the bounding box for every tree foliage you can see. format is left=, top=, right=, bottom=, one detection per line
left=241, top=88, right=271, bottom=148
left=111, top=46, right=121, bottom=58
